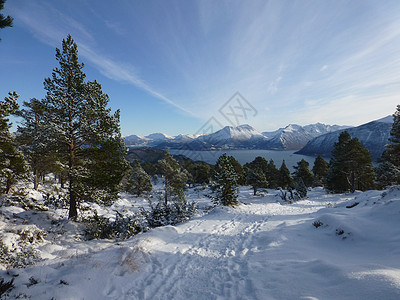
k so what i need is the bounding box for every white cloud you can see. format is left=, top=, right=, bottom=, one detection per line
left=12, top=1, right=194, bottom=117
left=268, top=76, right=283, bottom=95
left=320, top=65, right=328, bottom=71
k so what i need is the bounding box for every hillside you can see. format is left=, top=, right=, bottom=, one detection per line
left=296, top=117, right=393, bottom=160
left=1, top=186, right=400, bottom=299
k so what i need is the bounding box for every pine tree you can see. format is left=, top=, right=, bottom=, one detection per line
left=294, top=178, right=307, bottom=199
left=292, top=159, right=313, bottom=187
left=0, top=0, right=13, bottom=41
left=278, top=160, right=293, bottom=189
left=229, top=156, right=245, bottom=185
left=130, top=160, right=152, bottom=197
left=265, top=159, right=279, bottom=188
left=375, top=161, right=400, bottom=189
left=212, top=153, right=239, bottom=206
left=386, top=105, right=400, bottom=166
left=40, top=35, right=130, bottom=219
left=158, top=151, right=188, bottom=205
left=326, top=131, right=375, bottom=192
left=0, top=92, right=29, bottom=194
left=191, top=162, right=211, bottom=185
left=16, top=98, right=55, bottom=190
left=312, top=155, right=329, bottom=187
left=246, top=168, right=268, bottom=195
left=376, top=105, right=400, bottom=187
left=244, top=156, right=269, bottom=173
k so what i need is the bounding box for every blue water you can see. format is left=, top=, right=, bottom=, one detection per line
left=169, top=149, right=317, bottom=171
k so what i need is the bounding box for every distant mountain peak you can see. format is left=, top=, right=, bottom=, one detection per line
left=145, top=133, right=173, bottom=140
left=237, top=124, right=255, bottom=130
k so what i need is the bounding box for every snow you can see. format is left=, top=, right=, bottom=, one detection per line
left=197, top=124, right=265, bottom=144
left=145, top=133, right=173, bottom=140
left=1, top=186, right=400, bottom=299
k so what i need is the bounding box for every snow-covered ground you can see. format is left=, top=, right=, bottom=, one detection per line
left=1, top=186, right=400, bottom=299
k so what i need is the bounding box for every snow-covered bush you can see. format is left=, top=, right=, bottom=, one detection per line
left=84, top=199, right=197, bottom=240
left=0, top=240, right=42, bottom=269
left=277, top=185, right=307, bottom=203
left=0, top=195, right=48, bottom=211
left=145, top=199, right=197, bottom=227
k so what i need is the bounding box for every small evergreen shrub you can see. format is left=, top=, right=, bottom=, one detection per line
left=146, top=199, right=197, bottom=227
left=84, top=199, right=197, bottom=240
left=312, top=220, right=323, bottom=228
left=84, top=210, right=150, bottom=240
left=0, top=278, right=14, bottom=298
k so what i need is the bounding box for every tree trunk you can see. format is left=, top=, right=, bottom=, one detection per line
left=349, top=171, right=355, bottom=193
left=5, top=178, right=12, bottom=194
left=60, top=174, right=64, bottom=188
left=164, top=178, right=168, bottom=206
left=68, top=144, right=77, bottom=220
left=68, top=175, right=78, bottom=220
left=68, top=192, right=77, bottom=220
left=33, top=169, right=39, bottom=190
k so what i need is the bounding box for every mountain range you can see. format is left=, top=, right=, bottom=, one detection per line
left=124, top=116, right=394, bottom=161
left=124, top=123, right=350, bottom=151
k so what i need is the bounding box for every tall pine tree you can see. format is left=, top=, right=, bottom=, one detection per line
left=312, top=155, right=329, bottom=187
left=158, top=151, right=188, bottom=205
left=326, top=131, right=375, bottom=192
left=40, top=35, right=130, bottom=219
left=278, top=160, right=293, bottom=189
left=129, top=160, right=152, bottom=197
left=292, top=159, right=313, bottom=187
left=16, top=98, right=56, bottom=190
left=376, top=105, right=400, bottom=187
left=265, top=159, right=279, bottom=188
left=246, top=168, right=268, bottom=195
left=212, top=153, right=239, bottom=206
left=0, top=92, right=29, bottom=194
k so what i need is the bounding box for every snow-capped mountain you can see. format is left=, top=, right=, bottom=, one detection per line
left=124, top=123, right=352, bottom=151
left=260, top=123, right=350, bottom=150
left=197, top=124, right=265, bottom=144
left=123, top=134, right=149, bottom=146
left=124, top=133, right=197, bottom=147
left=144, top=133, right=173, bottom=141
left=303, top=123, right=350, bottom=136
left=296, top=116, right=393, bottom=160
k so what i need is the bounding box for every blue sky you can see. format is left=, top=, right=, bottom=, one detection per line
left=1, top=0, right=400, bottom=136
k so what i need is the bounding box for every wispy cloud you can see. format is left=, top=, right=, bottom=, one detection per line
left=320, top=65, right=328, bottom=72
left=11, top=1, right=194, bottom=117
left=268, top=76, right=283, bottom=95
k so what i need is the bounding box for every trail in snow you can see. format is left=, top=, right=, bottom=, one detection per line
left=2, top=187, right=400, bottom=299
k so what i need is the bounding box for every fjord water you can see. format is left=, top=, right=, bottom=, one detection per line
left=169, top=149, right=317, bottom=171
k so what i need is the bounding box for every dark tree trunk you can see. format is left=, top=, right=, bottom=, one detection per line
left=164, top=178, right=169, bottom=206
left=5, top=178, right=12, bottom=194
left=350, top=171, right=355, bottom=193
left=33, top=169, right=39, bottom=190
left=68, top=176, right=77, bottom=220
left=68, top=144, right=77, bottom=220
